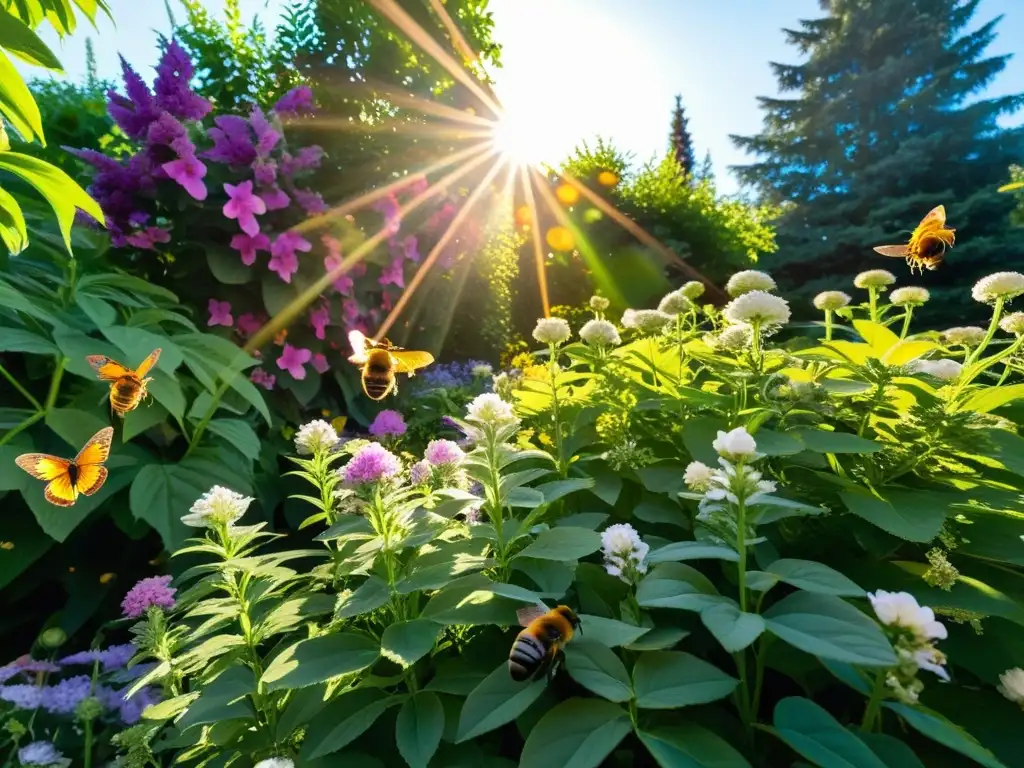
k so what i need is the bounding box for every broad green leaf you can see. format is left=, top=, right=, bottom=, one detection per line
left=206, top=246, right=255, bottom=284
left=883, top=339, right=935, bottom=366
left=792, top=429, right=880, bottom=454
left=637, top=723, right=752, bottom=768
left=255, top=594, right=334, bottom=640
left=421, top=576, right=521, bottom=626
left=456, top=662, right=545, bottom=742
left=575, top=614, right=649, bottom=647
left=102, top=327, right=182, bottom=374
left=129, top=460, right=230, bottom=550
left=625, top=627, right=689, bottom=651
left=396, top=691, right=444, bottom=768
left=681, top=416, right=728, bottom=465
left=518, top=698, right=631, bottom=768
left=536, top=476, right=596, bottom=503
left=0, top=326, right=57, bottom=355
left=754, top=429, right=804, bottom=456
left=316, top=515, right=373, bottom=541
left=206, top=419, right=260, bottom=460
left=632, top=652, right=737, bottom=709
left=177, top=667, right=254, bottom=732
left=381, top=620, right=440, bottom=667
left=839, top=489, right=946, bottom=542
left=563, top=640, right=633, bottom=702
left=963, top=384, right=1024, bottom=414
left=122, top=402, right=168, bottom=442
left=766, top=559, right=865, bottom=597
left=514, top=526, right=602, bottom=561
left=0, top=49, right=43, bottom=142
left=636, top=461, right=687, bottom=495
left=335, top=576, right=390, bottom=619
left=883, top=704, right=1005, bottom=768
left=636, top=562, right=723, bottom=612
left=0, top=185, right=28, bottom=254
left=856, top=734, right=926, bottom=768
left=853, top=319, right=899, bottom=356
left=700, top=603, right=765, bottom=652
left=774, top=697, right=887, bottom=768
left=764, top=592, right=896, bottom=667
left=277, top=684, right=330, bottom=740
left=0, top=9, right=62, bottom=69
left=648, top=541, right=739, bottom=565
left=301, top=689, right=393, bottom=760
left=261, top=633, right=379, bottom=691
left=44, top=408, right=107, bottom=448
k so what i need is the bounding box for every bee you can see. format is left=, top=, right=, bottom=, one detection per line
left=509, top=603, right=582, bottom=682
left=15, top=427, right=114, bottom=507
left=86, top=349, right=161, bottom=417
left=873, top=205, right=955, bottom=273
left=347, top=330, right=434, bottom=400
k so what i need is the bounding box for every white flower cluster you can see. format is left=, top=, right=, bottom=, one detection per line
left=254, top=759, right=295, bottom=768
left=657, top=289, right=691, bottom=316
left=890, top=286, right=930, bottom=306
left=722, top=291, right=791, bottom=327
left=466, top=393, right=519, bottom=427
left=707, top=324, right=752, bottom=351
left=472, top=363, right=494, bottom=378
left=491, top=370, right=522, bottom=401
left=622, top=308, right=673, bottom=334
left=579, top=319, right=621, bottom=348
left=854, top=270, right=896, bottom=289
left=293, top=419, right=339, bottom=456
left=868, top=590, right=948, bottom=703
left=942, top=326, right=986, bottom=346
left=532, top=317, right=571, bottom=345
left=910, top=358, right=962, bottom=381
left=998, top=667, right=1024, bottom=707
left=712, top=426, right=759, bottom=461
left=601, top=523, right=649, bottom=584
left=1000, top=311, right=1024, bottom=336
left=589, top=295, right=610, bottom=312
left=972, top=271, right=1024, bottom=304
left=813, top=291, right=851, bottom=311
left=726, top=270, right=776, bottom=297
left=182, top=486, right=254, bottom=529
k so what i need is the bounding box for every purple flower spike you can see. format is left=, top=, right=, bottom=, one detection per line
left=107, top=57, right=161, bottom=138
left=274, top=85, right=315, bottom=115
left=41, top=675, right=92, bottom=714
left=295, top=188, right=327, bottom=216
left=250, top=107, right=281, bottom=156
left=203, top=115, right=257, bottom=165
left=154, top=39, right=212, bottom=121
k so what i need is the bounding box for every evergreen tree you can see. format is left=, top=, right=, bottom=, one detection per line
left=731, top=0, right=1024, bottom=324
left=670, top=94, right=697, bottom=178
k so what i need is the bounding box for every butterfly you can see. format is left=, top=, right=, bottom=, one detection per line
left=86, top=349, right=161, bottom=417
left=15, top=427, right=114, bottom=507
left=873, top=205, right=956, bottom=273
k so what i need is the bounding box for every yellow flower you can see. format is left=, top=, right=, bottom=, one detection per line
left=522, top=364, right=550, bottom=382
left=538, top=432, right=554, bottom=447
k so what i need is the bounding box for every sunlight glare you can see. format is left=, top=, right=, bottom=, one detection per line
left=491, top=107, right=554, bottom=166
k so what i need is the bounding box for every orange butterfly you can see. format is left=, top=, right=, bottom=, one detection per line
left=15, top=427, right=114, bottom=507
left=86, top=349, right=161, bottom=417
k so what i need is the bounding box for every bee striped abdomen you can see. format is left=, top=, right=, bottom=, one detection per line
left=111, top=377, right=142, bottom=415
left=509, top=631, right=549, bottom=681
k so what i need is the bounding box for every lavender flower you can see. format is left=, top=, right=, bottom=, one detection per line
left=121, top=575, right=176, bottom=619
left=203, top=115, right=257, bottom=166
left=274, top=85, right=315, bottom=115
left=99, top=644, right=136, bottom=671
left=249, top=107, right=281, bottom=156
left=425, top=439, right=464, bottom=466
left=0, top=684, right=43, bottom=709
left=107, top=57, right=160, bottom=138
left=153, top=38, right=212, bottom=121
left=410, top=460, right=431, bottom=485
left=41, top=675, right=92, bottom=714
left=341, top=443, right=401, bottom=486
left=368, top=410, right=407, bottom=437
left=18, top=741, right=69, bottom=767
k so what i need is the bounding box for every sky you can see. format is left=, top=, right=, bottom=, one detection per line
left=21, top=0, right=1024, bottom=194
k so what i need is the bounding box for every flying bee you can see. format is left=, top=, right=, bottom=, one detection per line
left=86, top=349, right=161, bottom=417
left=509, top=604, right=582, bottom=682
left=347, top=330, right=434, bottom=401
left=15, top=427, right=113, bottom=507
left=873, top=205, right=955, bottom=273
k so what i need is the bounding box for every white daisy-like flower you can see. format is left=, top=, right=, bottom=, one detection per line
left=998, top=668, right=1024, bottom=706
left=182, top=486, right=254, bottom=528
left=471, top=363, right=494, bottom=378
left=712, top=427, right=758, bottom=461
left=600, top=523, right=649, bottom=583
left=868, top=590, right=947, bottom=643
left=683, top=461, right=714, bottom=491
left=293, top=419, right=339, bottom=456
left=532, top=317, right=571, bottom=345
left=813, top=291, right=851, bottom=311
left=911, top=359, right=962, bottom=381
left=657, top=290, right=692, bottom=316
left=942, top=326, right=986, bottom=346
left=710, top=324, right=753, bottom=350
left=622, top=309, right=673, bottom=334
left=854, top=270, right=897, bottom=289
left=466, top=393, right=518, bottom=426
left=726, top=270, right=776, bottom=297
left=579, top=319, right=621, bottom=348
left=723, top=291, right=791, bottom=327
left=589, top=295, right=610, bottom=312
left=254, top=759, right=295, bottom=768
left=890, top=286, right=930, bottom=306
left=681, top=281, right=706, bottom=299
left=999, top=311, right=1024, bottom=335
left=973, top=272, right=1024, bottom=304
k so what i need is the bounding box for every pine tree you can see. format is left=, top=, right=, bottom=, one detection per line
left=84, top=38, right=98, bottom=91
left=670, top=94, right=696, bottom=178
left=731, top=0, right=1024, bottom=324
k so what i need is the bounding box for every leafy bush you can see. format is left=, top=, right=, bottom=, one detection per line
left=84, top=267, right=1024, bottom=767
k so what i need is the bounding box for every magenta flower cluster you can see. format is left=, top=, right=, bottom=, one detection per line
left=342, top=443, right=402, bottom=485
left=121, top=574, right=176, bottom=619
left=425, top=439, right=465, bottom=466
left=368, top=409, right=407, bottom=437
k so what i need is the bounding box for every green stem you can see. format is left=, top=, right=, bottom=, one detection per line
left=648, top=338, right=660, bottom=388
left=824, top=310, right=834, bottom=342
left=0, top=363, right=42, bottom=410
left=860, top=671, right=887, bottom=732
left=868, top=288, right=879, bottom=323
left=750, top=321, right=763, bottom=373
left=44, top=357, right=66, bottom=412
left=0, top=411, right=44, bottom=447
left=83, top=720, right=93, bottom=768
left=548, top=344, right=566, bottom=476
left=735, top=495, right=750, bottom=727
left=964, top=298, right=1005, bottom=369
left=899, top=308, right=913, bottom=339
left=676, top=314, right=685, bottom=382
left=185, top=376, right=234, bottom=457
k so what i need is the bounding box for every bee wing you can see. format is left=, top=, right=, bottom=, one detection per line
left=517, top=603, right=550, bottom=628
left=872, top=245, right=910, bottom=258
left=348, top=330, right=370, bottom=363
left=920, top=205, right=946, bottom=227
left=74, top=427, right=114, bottom=467
left=86, top=355, right=133, bottom=381
left=391, top=350, right=435, bottom=374
left=134, top=348, right=162, bottom=378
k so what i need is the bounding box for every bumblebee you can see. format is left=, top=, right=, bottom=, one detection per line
left=509, top=604, right=582, bottom=682
left=86, top=349, right=161, bottom=417
left=347, top=330, right=433, bottom=401
left=873, top=205, right=955, bottom=273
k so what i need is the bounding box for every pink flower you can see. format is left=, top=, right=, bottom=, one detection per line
left=372, top=193, right=401, bottom=236
left=402, top=235, right=420, bottom=262
left=369, top=409, right=407, bottom=437
left=277, top=344, right=312, bottom=379
left=269, top=231, right=312, bottom=283
left=236, top=313, right=263, bottom=337
left=231, top=233, right=270, bottom=266
left=250, top=368, right=275, bottom=390
left=295, top=188, right=328, bottom=216
left=342, top=443, right=401, bottom=485
left=425, top=439, right=465, bottom=466
left=259, top=186, right=291, bottom=210
left=223, top=180, right=266, bottom=236
left=324, top=253, right=354, bottom=294
left=249, top=106, right=281, bottom=156
left=379, top=257, right=405, bottom=288
left=207, top=299, right=233, bottom=327
left=311, top=305, right=330, bottom=339
left=121, top=575, right=176, bottom=619
left=342, top=298, right=361, bottom=324
left=253, top=158, right=277, bottom=186
left=162, top=155, right=208, bottom=200
left=125, top=226, right=171, bottom=250
left=312, top=353, right=330, bottom=374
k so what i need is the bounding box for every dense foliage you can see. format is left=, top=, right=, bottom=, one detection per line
left=731, top=0, right=1024, bottom=324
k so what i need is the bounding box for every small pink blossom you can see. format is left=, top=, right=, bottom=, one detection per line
left=260, top=186, right=291, bottom=211
left=369, top=409, right=407, bottom=437
left=269, top=232, right=312, bottom=283
left=162, top=155, right=208, bottom=200
left=324, top=253, right=354, bottom=294
left=253, top=158, right=277, bottom=186
left=342, top=298, right=361, bottom=324
left=230, top=232, right=270, bottom=266
left=223, top=180, right=266, bottom=236
left=277, top=344, right=312, bottom=379
left=125, top=226, right=171, bottom=250
left=250, top=368, right=275, bottom=390
left=236, top=313, right=263, bottom=336
left=402, top=235, right=420, bottom=262
left=379, top=257, right=405, bottom=288
left=249, top=106, right=281, bottom=156
left=207, top=299, right=233, bottom=327
left=312, top=353, right=330, bottom=374
left=311, top=305, right=330, bottom=340
left=121, top=575, right=176, bottom=619
left=372, top=193, right=401, bottom=236
left=295, top=188, right=328, bottom=216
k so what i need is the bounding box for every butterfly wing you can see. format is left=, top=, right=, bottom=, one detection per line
left=75, top=465, right=108, bottom=496
left=87, top=356, right=133, bottom=381
left=919, top=205, right=946, bottom=228
left=873, top=245, right=910, bottom=258
left=15, top=453, right=71, bottom=481
left=516, top=603, right=550, bottom=628
left=348, top=330, right=370, bottom=364
left=391, top=350, right=434, bottom=375
left=134, top=348, right=162, bottom=378
left=75, top=427, right=114, bottom=467
left=44, top=473, right=78, bottom=507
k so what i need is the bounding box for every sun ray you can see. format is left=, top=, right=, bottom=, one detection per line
left=296, top=116, right=493, bottom=143
left=426, top=0, right=483, bottom=71
left=519, top=166, right=550, bottom=317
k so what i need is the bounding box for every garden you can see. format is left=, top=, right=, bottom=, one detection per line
left=2, top=1, right=1024, bottom=767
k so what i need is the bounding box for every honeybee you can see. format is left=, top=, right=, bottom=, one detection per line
left=15, top=427, right=113, bottom=507
left=347, top=330, right=434, bottom=400
left=873, top=205, right=955, bottom=273
left=86, top=349, right=161, bottom=417
left=509, top=603, right=582, bottom=682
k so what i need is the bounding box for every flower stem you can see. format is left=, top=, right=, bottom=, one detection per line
left=186, top=376, right=234, bottom=457
left=868, top=288, right=879, bottom=323
left=0, top=363, right=41, bottom=410
left=44, top=357, right=66, bottom=412
left=0, top=410, right=44, bottom=447
left=900, top=308, right=913, bottom=339
left=860, top=670, right=887, bottom=732
left=964, top=298, right=1005, bottom=368
left=750, top=321, right=763, bottom=373
left=824, top=310, right=834, bottom=342
left=548, top=344, right=566, bottom=475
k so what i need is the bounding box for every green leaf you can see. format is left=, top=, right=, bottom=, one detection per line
left=44, top=408, right=108, bottom=448
left=0, top=152, right=103, bottom=252
left=255, top=594, right=334, bottom=640
left=206, top=246, right=255, bottom=284
left=563, top=640, right=633, bottom=702
left=962, top=384, right=1024, bottom=414
left=301, top=689, right=393, bottom=760
left=514, top=526, right=602, bottom=561
left=791, top=429, right=881, bottom=454
left=774, top=697, right=888, bottom=768
left=261, top=633, right=379, bottom=691
left=206, top=418, right=260, bottom=460
left=763, top=592, right=896, bottom=667
left=420, top=577, right=522, bottom=626
left=575, top=614, right=649, bottom=647
left=632, top=651, right=738, bottom=709
left=129, top=460, right=230, bottom=550
left=884, top=703, right=1006, bottom=768
left=856, top=734, right=925, bottom=768
left=636, top=461, right=687, bottom=495
left=0, top=49, right=43, bottom=142
left=122, top=401, right=168, bottom=442
left=625, top=627, right=689, bottom=651
left=177, top=667, right=254, bottom=732
left=647, top=541, right=739, bottom=565
left=0, top=326, right=57, bottom=355
left=853, top=319, right=899, bottom=356
left=335, top=576, right=390, bottom=619
left=518, top=698, right=631, bottom=768
left=766, top=559, right=865, bottom=597
left=840, top=489, right=947, bottom=542
left=0, top=9, right=62, bottom=69
left=456, top=662, right=546, bottom=742
left=536, top=476, right=595, bottom=503
left=637, top=723, right=752, bottom=768
left=700, top=603, right=765, bottom=652
left=636, top=562, right=723, bottom=612
left=381, top=620, right=440, bottom=668
left=754, top=429, right=805, bottom=456
left=396, top=691, right=444, bottom=768
left=0, top=185, right=28, bottom=254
